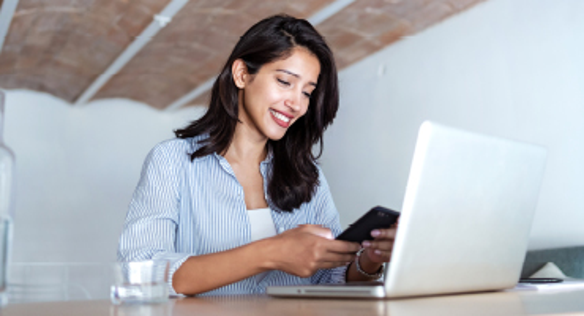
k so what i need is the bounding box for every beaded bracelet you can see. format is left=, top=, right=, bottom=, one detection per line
left=355, top=248, right=384, bottom=279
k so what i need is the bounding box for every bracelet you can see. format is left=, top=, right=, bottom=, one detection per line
left=355, top=248, right=384, bottom=279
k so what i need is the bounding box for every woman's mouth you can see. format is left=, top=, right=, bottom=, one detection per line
left=269, top=109, right=292, bottom=128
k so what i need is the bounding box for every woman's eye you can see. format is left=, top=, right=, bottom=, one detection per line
left=303, top=92, right=312, bottom=98
left=277, top=79, right=290, bottom=86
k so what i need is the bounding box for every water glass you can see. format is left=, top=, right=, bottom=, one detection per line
left=0, top=217, right=11, bottom=306
left=110, top=260, right=170, bottom=305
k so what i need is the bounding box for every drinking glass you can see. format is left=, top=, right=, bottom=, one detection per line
left=0, top=91, right=15, bottom=307
left=110, top=260, right=170, bottom=305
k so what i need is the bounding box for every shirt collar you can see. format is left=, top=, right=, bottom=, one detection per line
left=261, top=148, right=274, bottom=165
left=211, top=147, right=273, bottom=165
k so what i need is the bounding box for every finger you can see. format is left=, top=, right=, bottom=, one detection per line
left=363, top=240, right=394, bottom=251
left=370, top=249, right=392, bottom=258
left=370, top=228, right=397, bottom=239
left=324, top=240, right=361, bottom=254
left=319, top=252, right=356, bottom=263
left=364, top=249, right=392, bottom=263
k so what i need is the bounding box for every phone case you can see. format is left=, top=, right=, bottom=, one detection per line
left=336, top=206, right=400, bottom=243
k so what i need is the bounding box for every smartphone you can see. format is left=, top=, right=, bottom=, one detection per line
left=336, top=206, right=400, bottom=243
left=519, top=278, right=564, bottom=284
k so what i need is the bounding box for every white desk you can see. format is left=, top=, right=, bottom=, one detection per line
left=2, top=289, right=584, bottom=316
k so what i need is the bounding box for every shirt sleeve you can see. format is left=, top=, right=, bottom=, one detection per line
left=309, top=167, right=349, bottom=284
left=117, top=141, right=190, bottom=296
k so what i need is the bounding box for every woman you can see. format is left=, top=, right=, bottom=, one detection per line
left=118, top=15, right=396, bottom=296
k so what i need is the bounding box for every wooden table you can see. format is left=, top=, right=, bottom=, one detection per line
left=2, top=289, right=584, bottom=316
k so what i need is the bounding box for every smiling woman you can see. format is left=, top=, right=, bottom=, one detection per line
left=232, top=47, right=319, bottom=150
left=174, top=15, right=339, bottom=214
left=233, top=48, right=319, bottom=139
left=117, top=14, right=397, bottom=297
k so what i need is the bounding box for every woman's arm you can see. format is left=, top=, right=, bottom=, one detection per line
left=172, top=239, right=270, bottom=295
left=173, top=225, right=360, bottom=295
left=118, top=141, right=189, bottom=291
left=172, top=217, right=394, bottom=293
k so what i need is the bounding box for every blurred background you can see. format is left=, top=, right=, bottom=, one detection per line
left=0, top=0, right=583, bottom=298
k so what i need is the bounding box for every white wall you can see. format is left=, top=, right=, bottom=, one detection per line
left=321, top=0, right=584, bottom=250
left=3, top=90, right=205, bottom=262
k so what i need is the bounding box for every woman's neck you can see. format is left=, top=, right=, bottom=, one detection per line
left=224, top=124, right=268, bottom=165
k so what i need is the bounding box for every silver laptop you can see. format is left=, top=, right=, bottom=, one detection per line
left=267, top=121, right=548, bottom=299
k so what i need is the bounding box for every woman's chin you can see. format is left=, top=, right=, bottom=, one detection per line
left=267, top=133, right=286, bottom=141
left=264, top=127, right=288, bottom=141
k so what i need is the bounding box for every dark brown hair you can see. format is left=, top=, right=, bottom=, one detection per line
left=175, top=14, right=339, bottom=212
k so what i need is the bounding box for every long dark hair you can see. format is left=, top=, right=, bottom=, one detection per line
left=175, top=14, right=339, bottom=212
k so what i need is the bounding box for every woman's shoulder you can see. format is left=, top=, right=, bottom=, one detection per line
left=309, top=163, right=334, bottom=203
left=314, top=163, right=329, bottom=185
left=149, top=134, right=209, bottom=162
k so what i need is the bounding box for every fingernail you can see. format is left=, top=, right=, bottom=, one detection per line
left=362, top=241, right=371, bottom=247
left=371, top=230, right=380, bottom=237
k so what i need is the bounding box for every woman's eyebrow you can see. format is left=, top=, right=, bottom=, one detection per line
left=276, top=69, right=317, bottom=86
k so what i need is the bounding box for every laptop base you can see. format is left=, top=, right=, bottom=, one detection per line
left=267, top=284, right=386, bottom=299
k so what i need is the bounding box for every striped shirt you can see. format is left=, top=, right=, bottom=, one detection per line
left=117, top=135, right=348, bottom=296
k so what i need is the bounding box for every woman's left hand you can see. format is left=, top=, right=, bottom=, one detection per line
left=361, top=225, right=397, bottom=264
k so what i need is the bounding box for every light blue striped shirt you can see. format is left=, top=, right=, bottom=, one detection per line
left=117, top=135, right=348, bottom=296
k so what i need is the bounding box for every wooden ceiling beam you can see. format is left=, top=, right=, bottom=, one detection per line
left=74, top=0, right=188, bottom=106
left=163, top=0, right=356, bottom=111
left=165, top=76, right=215, bottom=112
left=0, top=0, right=19, bottom=53
left=307, top=0, right=355, bottom=25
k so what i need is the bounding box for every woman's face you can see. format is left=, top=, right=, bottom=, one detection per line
left=234, top=47, right=321, bottom=141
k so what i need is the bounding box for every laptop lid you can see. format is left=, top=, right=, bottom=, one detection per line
left=384, top=121, right=547, bottom=297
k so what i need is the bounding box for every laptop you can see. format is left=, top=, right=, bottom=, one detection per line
left=267, top=121, right=548, bottom=299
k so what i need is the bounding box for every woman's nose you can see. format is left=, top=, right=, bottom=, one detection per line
left=285, top=91, right=302, bottom=112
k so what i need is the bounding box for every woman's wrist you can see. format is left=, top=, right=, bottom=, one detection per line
left=359, top=249, right=383, bottom=274
left=252, top=237, right=279, bottom=272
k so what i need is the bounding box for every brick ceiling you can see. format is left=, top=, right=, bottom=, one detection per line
left=0, top=0, right=485, bottom=110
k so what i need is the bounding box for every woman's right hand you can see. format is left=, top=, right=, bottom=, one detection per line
left=262, top=225, right=360, bottom=278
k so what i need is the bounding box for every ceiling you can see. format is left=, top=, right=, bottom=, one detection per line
left=0, top=0, right=485, bottom=110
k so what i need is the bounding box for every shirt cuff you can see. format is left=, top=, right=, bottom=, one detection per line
left=152, top=252, right=191, bottom=296
left=330, top=264, right=350, bottom=284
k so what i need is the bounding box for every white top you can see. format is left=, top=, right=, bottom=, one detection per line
left=248, top=208, right=277, bottom=242
left=248, top=208, right=277, bottom=283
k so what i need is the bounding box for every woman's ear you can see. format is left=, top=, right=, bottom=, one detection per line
left=232, top=59, right=248, bottom=89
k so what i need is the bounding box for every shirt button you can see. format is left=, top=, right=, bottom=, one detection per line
left=278, top=227, right=284, bottom=233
